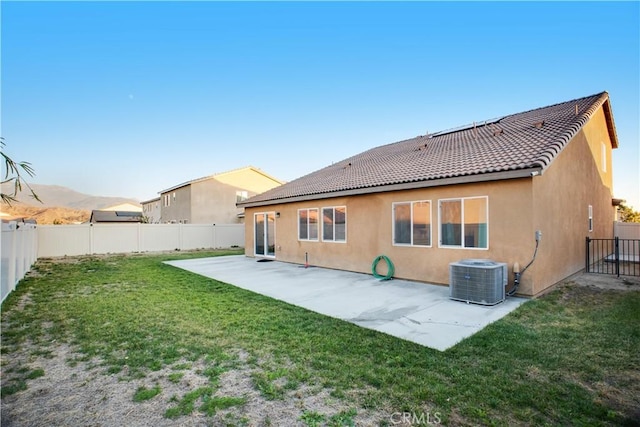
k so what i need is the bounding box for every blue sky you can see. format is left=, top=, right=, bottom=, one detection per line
left=2, top=1, right=639, bottom=209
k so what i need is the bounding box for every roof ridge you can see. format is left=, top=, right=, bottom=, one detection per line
left=532, top=92, right=610, bottom=170
left=417, top=92, right=608, bottom=140
left=502, top=91, right=608, bottom=122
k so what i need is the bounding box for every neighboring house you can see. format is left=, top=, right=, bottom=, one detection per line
left=141, top=197, right=161, bottom=223
left=101, top=202, right=142, bottom=212
left=159, top=166, right=283, bottom=224
left=89, top=210, right=143, bottom=223
left=238, top=92, right=620, bottom=297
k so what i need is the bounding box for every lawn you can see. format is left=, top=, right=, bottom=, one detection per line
left=1, top=250, right=639, bottom=426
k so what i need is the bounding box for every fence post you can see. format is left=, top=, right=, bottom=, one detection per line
left=90, top=223, right=94, bottom=255
left=22, top=224, right=29, bottom=274
left=30, top=224, right=37, bottom=268
left=8, top=222, right=17, bottom=293
left=614, top=236, right=620, bottom=277
left=585, top=237, right=590, bottom=273
left=15, top=223, right=24, bottom=291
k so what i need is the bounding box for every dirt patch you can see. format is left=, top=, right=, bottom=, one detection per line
left=13, top=293, right=34, bottom=311
left=1, top=343, right=388, bottom=426
left=563, top=272, right=640, bottom=292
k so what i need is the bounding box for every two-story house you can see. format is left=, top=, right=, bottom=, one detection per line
left=159, top=166, right=283, bottom=224
left=140, top=197, right=161, bottom=223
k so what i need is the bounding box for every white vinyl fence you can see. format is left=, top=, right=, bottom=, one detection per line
left=37, top=223, right=244, bottom=257
left=615, top=221, right=640, bottom=240
left=1, top=221, right=38, bottom=303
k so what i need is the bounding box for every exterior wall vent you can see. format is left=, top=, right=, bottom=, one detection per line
left=449, top=259, right=507, bottom=305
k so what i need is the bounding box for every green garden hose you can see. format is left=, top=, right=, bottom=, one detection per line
left=372, top=255, right=394, bottom=280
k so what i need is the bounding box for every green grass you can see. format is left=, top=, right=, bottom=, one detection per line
left=299, top=410, right=326, bottom=427
left=25, top=368, right=45, bottom=380
left=328, top=409, right=357, bottom=427
left=1, top=367, right=44, bottom=397
left=1, top=381, right=27, bottom=398
left=1, top=250, right=639, bottom=425
left=163, top=386, right=246, bottom=418
left=299, top=409, right=358, bottom=427
left=199, top=395, right=247, bottom=417
left=167, top=372, right=184, bottom=383
left=133, top=385, right=161, bottom=402
left=165, top=387, right=213, bottom=418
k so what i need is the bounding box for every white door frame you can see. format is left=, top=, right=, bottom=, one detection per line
left=254, top=212, right=276, bottom=258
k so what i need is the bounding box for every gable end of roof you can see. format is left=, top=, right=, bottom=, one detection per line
left=534, top=92, right=616, bottom=171
left=159, top=166, right=284, bottom=194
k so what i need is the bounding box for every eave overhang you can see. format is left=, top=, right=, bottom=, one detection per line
left=238, top=167, right=543, bottom=208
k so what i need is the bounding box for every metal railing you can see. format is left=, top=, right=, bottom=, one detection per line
left=586, top=237, right=640, bottom=277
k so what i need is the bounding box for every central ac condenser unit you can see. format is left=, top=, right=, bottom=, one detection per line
left=449, top=259, right=507, bottom=305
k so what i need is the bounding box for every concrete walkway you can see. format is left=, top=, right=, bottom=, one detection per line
left=165, top=256, right=526, bottom=351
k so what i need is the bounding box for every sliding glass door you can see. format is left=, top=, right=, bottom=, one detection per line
left=254, top=212, right=276, bottom=257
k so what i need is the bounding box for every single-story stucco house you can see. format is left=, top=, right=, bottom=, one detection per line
left=238, top=92, right=619, bottom=297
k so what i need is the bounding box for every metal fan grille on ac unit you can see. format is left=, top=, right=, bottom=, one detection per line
left=449, top=259, right=507, bottom=305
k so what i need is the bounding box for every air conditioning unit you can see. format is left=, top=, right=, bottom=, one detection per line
left=449, top=259, right=507, bottom=305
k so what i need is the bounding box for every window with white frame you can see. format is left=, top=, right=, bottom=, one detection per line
left=601, top=142, right=607, bottom=172
left=588, top=205, right=593, bottom=232
left=322, top=207, right=346, bottom=242
left=393, top=201, right=431, bottom=246
left=298, top=208, right=319, bottom=241
left=236, top=190, right=249, bottom=203
left=439, top=197, right=488, bottom=249
left=163, top=194, right=171, bottom=207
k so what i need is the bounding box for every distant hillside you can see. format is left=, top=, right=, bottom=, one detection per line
left=0, top=183, right=140, bottom=224
left=0, top=183, right=140, bottom=211
left=1, top=204, right=90, bottom=225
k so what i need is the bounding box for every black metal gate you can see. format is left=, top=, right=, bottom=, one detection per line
left=586, top=237, right=640, bottom=277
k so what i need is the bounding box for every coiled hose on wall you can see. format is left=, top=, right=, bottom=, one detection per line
left=372, top=255, right=394, bottom=281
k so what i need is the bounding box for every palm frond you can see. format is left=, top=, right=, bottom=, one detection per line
left=0, top=138, right=42, bottom=206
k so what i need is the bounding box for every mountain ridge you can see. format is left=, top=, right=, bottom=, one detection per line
left=1, top=183, right=140, bottom=211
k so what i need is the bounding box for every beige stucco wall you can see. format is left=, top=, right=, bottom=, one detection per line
left=246, top=179, right=538, bottom=294
left=215, top=168, right=283, bottom=194
left=141, top=198, right=161, bottom=223
left=160, top=186, right=192, bottom=223
left=244, top=106, right=616, bottom=297
left=530, top=105, right=615, bottom=295
left=191, top=180, right=241, bottom=224
left=190, top=168, right=283, bottom=224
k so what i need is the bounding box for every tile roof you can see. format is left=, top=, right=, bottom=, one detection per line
left=240, top=92, right=617, bottom=207
left=89, top=210, right=143, bottom=223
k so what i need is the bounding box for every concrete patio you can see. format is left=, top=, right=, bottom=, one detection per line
left=165, top=256, right=527, bottom=351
